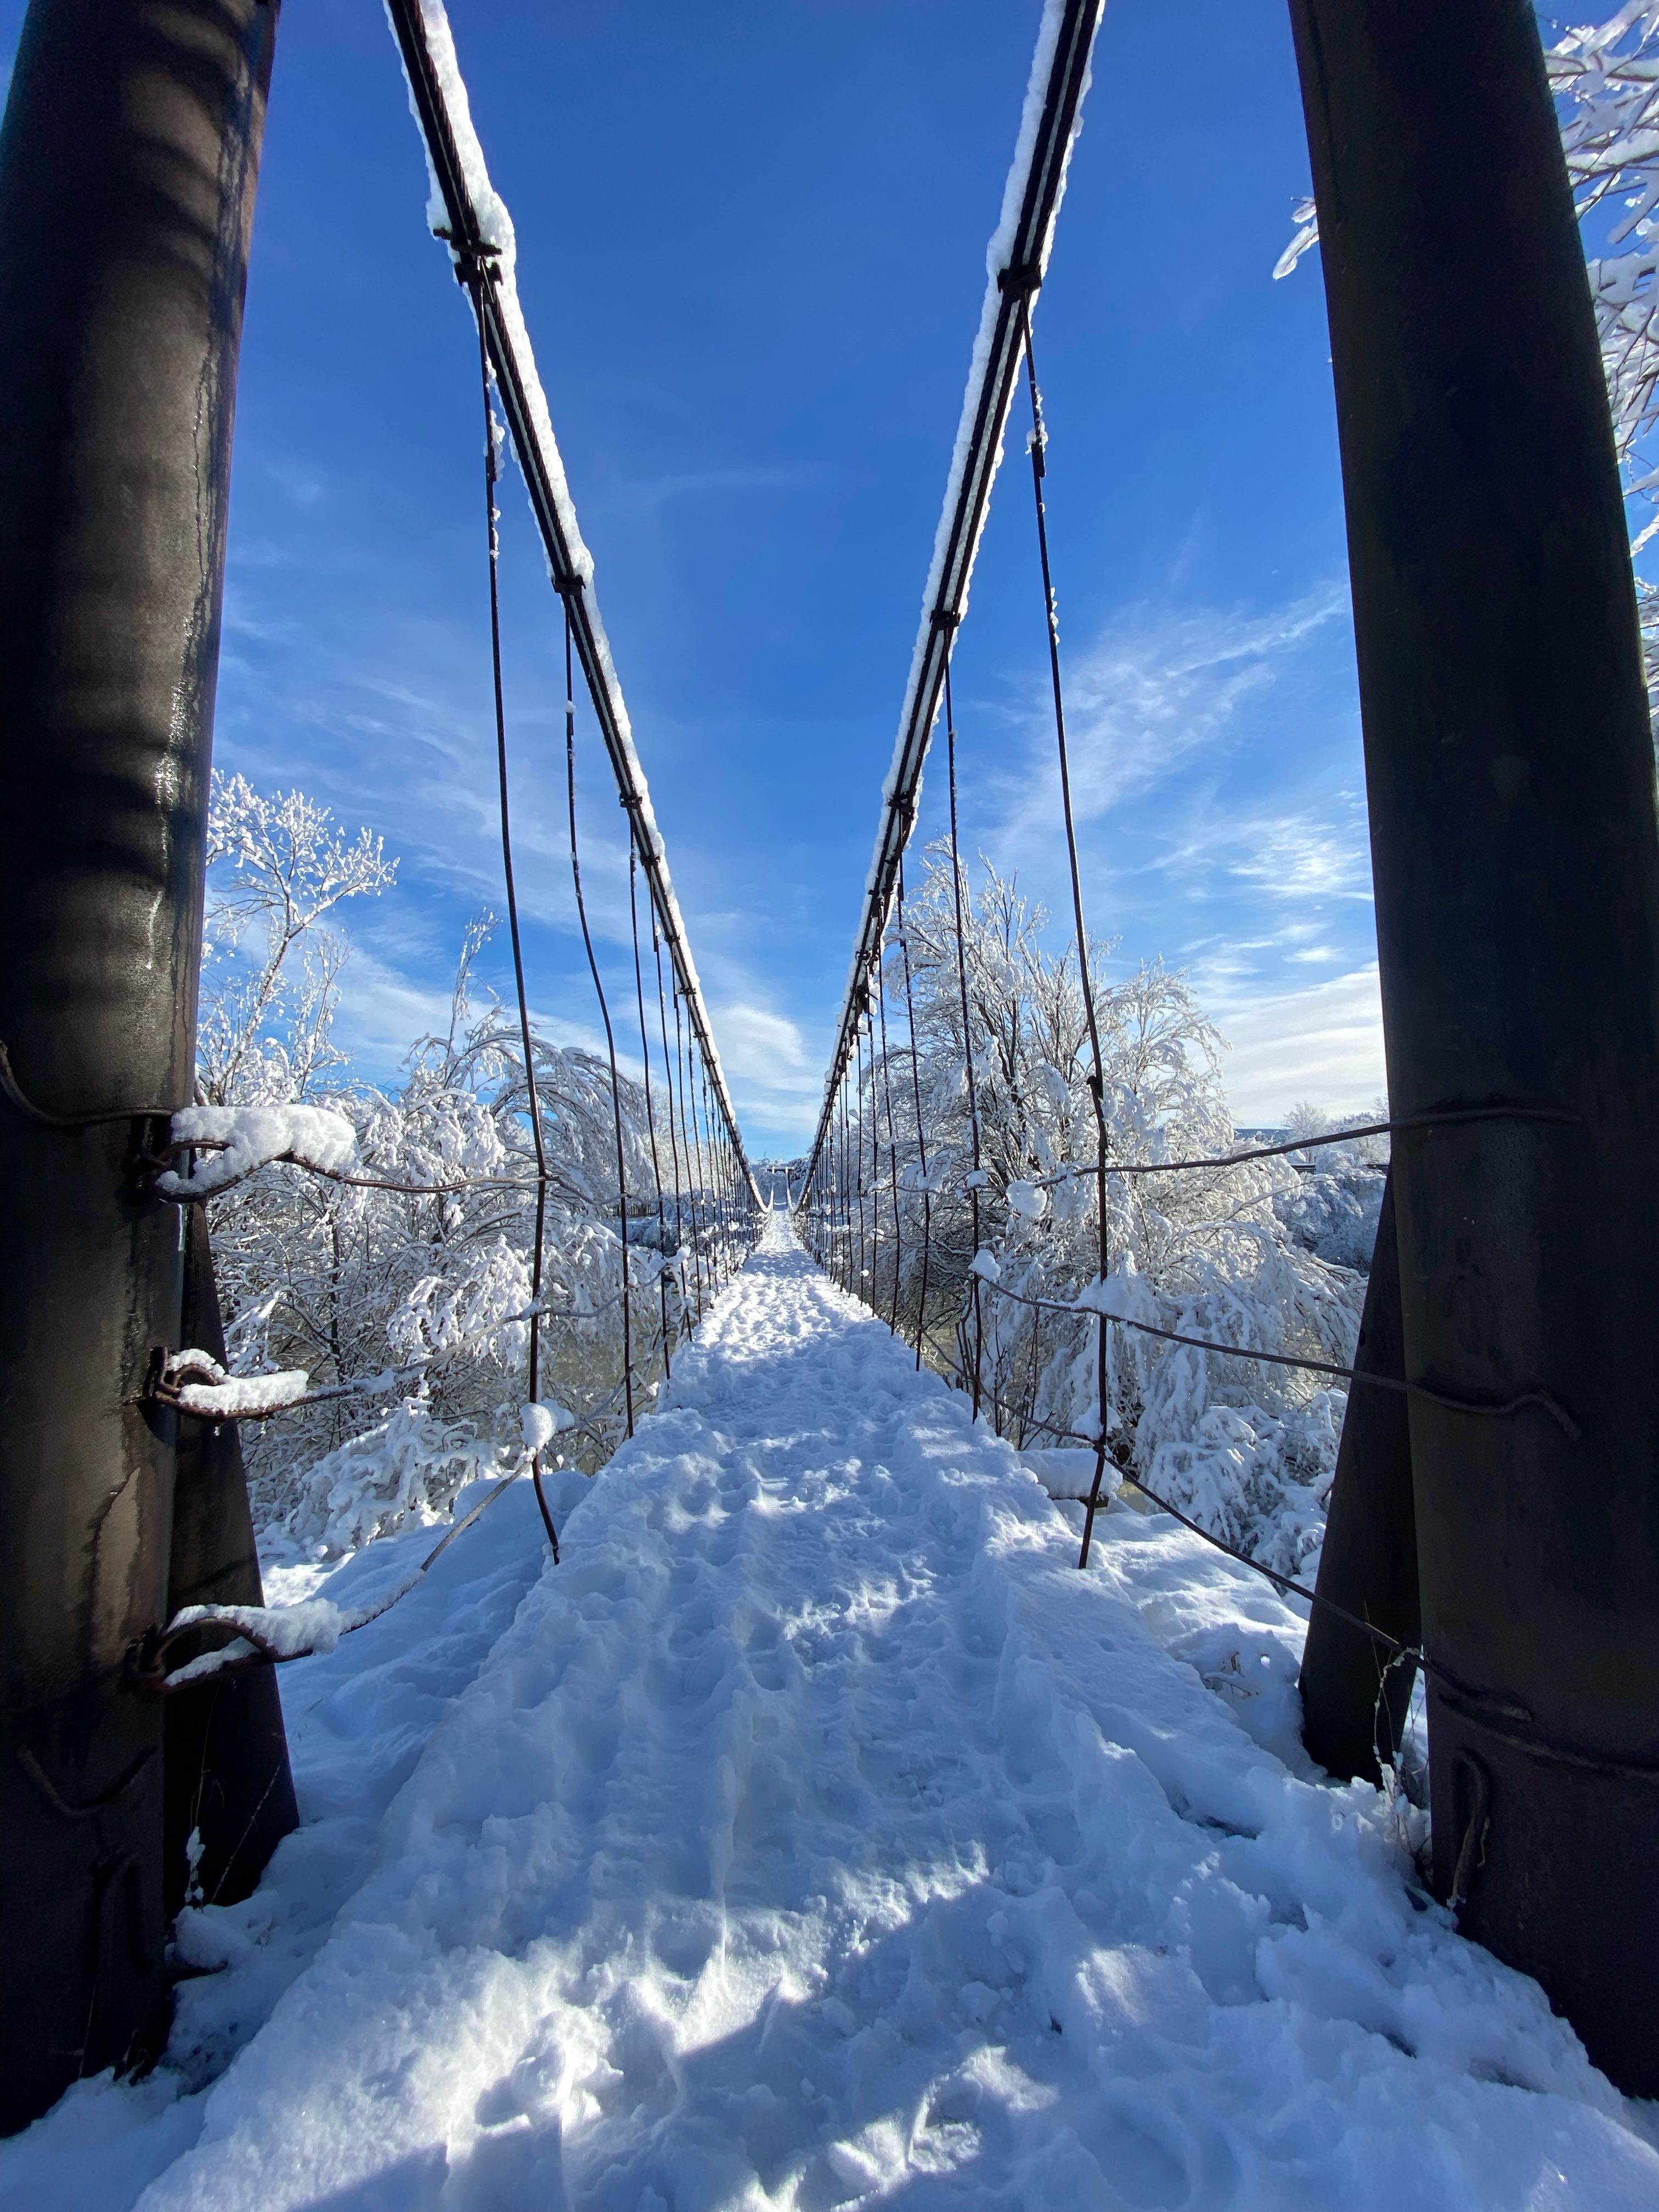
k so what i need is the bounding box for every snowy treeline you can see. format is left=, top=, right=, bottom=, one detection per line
left=804, top=851, right=1384, bottom=1579
left=194, top=772, right=748, bottom=1559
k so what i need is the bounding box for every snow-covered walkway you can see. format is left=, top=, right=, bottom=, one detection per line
left=8, top=1215, right=1658, bottom=2209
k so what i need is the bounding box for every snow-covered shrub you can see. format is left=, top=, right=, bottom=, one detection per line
left=1273, top=1168, right=1384, bottom=1274
left=1266, top=1107, right=1388, bottom=1274
left=272, top=1395, right=498, bottom=1556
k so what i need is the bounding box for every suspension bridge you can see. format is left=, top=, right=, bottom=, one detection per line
left=3, top=0, right=1659, bottom=2201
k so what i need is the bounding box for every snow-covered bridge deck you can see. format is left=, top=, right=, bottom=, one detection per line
left=8, top=1217, right=1655, bottom=2210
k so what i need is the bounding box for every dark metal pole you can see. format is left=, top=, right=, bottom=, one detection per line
left=1299, top=1171, right=1419, bottom=1785
left=1290, top=0, right=1659, bottom=2092
left=0, top=0, right=279, bottom=2130
left=164, top=1209, right=298, bottom=1921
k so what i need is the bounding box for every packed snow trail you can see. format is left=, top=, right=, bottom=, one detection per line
left=12, top=1214, right=1656, bottom=2209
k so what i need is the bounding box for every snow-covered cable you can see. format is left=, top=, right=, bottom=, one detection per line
left=382, top=0, right=759, bottom=1209
left=804, top=0, right=1105, bottom=1194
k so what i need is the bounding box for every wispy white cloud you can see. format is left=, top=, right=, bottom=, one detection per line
left=710, top=999, right=822, bottom=1141
left=606, top=464, right=820, bottom=521
left=1211, top=964, right=1387, bottom=1126
left=989, top=582, right=1350, bottom=851
left=1160, top=794, right=1372, bottom=906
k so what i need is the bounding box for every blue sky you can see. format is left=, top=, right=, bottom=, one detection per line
left=0, top=0, right=1385, bottom=1154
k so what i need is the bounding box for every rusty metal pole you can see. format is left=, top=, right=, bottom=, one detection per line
left=0, top=0, right=281, bottom=2130
left=1290, top=0, right=1659, bottom=2092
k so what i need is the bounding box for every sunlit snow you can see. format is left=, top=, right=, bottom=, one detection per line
left=3, top=1215, right=1652, bottom=2210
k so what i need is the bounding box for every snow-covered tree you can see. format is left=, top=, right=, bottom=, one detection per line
left=198, top=771, right=397, bottom=1107
left=808, top=848, right=1370, bottom=1577
left=1280, top=4, right=1659, bottom=707
left=193, top=775, right=746, bottom=1558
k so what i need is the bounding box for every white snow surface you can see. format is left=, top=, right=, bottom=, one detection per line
left=7, top=1215, right=1657, bottom=2208
left=156, top=1104, right=358, bottom=1198
left=164, top=1355, right=312, bottom=1421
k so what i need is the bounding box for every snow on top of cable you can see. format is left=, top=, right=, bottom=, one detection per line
left=390, top=1, right=744, bottom=1161
left=832, top=0, right=1089, bottom=1108
left=396, top=0, right=590, bottom=593
left=157, top=1104, right=359, bottom=1199
left=160, top=1348, right=312, bottom=1420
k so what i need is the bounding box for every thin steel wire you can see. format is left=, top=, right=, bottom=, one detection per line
left=897, top=856, right=932, bottom=1370
left=944, top=657, right=985, bottom=1418
left=469, top=273, right=558, bottom=1561
left=877, top=954, right=903, bottom=1336
left=845, top=1062, right=858, bottom=1291
left=563, top=605, right=634, bottom=1439
left=672, top=984, right=707, bottom=1319
left=854, top=1024, right=868, bottom=1296
left=630, top=844, right=672, bottom=1381
left=868, top=985, right=884, bottom=1313
left=1018, top=296, right=1113, bottom=1568
left=652, top=911, right=689, bottom=1323
left=693, top=1059, right=717, bottom=1288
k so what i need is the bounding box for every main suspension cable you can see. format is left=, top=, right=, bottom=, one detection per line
left=390, top=0, right=757, bottom=1204
left=800, top=0, right=1107, bottom=1190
